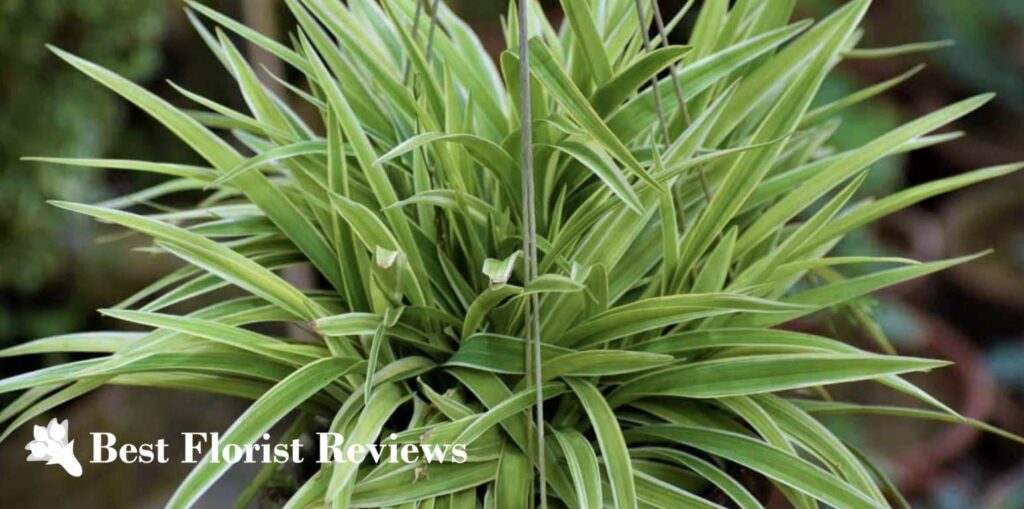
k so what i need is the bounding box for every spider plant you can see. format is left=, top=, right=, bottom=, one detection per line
left=4, top=0, right=1022, bottom=507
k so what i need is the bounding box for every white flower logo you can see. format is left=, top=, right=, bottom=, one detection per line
left=25, top=418, right=82, bottom=477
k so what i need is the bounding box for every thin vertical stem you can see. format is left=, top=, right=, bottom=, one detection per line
left=402, top=0, right=426, bottom=84
left=403, top=0, right=442, bottom=239
left=518, top=0, right=546, bottom=507
left=425, top=0, right=443, bottom=64
left=649, top=0, right=712, bottom=204
left=632, top=0, right=671, bottom=144
left=649, top=0, right=690, bottom=125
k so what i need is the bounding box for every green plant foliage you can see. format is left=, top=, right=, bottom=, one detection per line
left=4, top=0, right=1023, bottom=507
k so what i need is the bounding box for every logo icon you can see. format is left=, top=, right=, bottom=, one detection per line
left=25, top=418, right=82, bottom=477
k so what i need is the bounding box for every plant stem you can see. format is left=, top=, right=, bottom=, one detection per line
left=518, top=1, right=546, bottom=507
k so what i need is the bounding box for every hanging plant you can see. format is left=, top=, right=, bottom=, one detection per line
left=4, top=0, right=1023, bottom=507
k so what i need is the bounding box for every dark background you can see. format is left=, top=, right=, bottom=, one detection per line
left=0, top=0, right=1022, bottom=507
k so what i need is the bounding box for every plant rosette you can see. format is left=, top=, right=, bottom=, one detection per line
left=2, top=0, right=1024, bottom=507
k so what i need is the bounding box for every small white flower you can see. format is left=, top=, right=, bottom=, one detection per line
left=24, top=418, right=82, bottom=477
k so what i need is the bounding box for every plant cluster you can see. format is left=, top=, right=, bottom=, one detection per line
left=2, top=0, right=1022, bottom=507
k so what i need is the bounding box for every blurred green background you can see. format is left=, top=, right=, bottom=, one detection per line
left=1, top=0, right=1022, bottom=507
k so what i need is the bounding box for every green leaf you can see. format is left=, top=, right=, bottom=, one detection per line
left=165, top=357, right=361, bottom=509
left=846, top=39, right=954, bottom=59
left=523, top=274, right=586, bottom=295
left=48, top=46, right=344, bottom=292
left=632, top=448, right=762, bottom=509
left=609, top=353, right=948, bottom=404
left=567, top=378, right=636, bottom=509
left=185, top=1, right=310, bottom=73
left=22, top=157, right=217, bottom=182
left=0, top=380, right=108, bottom=444
left=754, top=395, right=885, bottom=503
left=211, top=140, right=327, bottom=186
left=795, top=400, right=1024, bottom=445
left=495, top=445, right=532, bottom=509
left=802, top=65, right=925, bottom=126
left=740, top=254, right=988, bottom=327
left=313, top=312, right=380, bottom=336
left=809, top=163, right=1024, bottom=251
left=0, top=332, right=140, bottom=358
left=626, top=425, right=883, bottom=509
left=590, top=46, right=689, bottom=116
left=329, top=193, right=400, bottom=252
left=52, top=202, right=323, bottom=321
left=692, top=227, right=737, bottom=293
left=527, top=38, right=663, bottom=192
left=548, top=139, right=644, bottom=213
left=448, top=333, right=571, bottom=374
left=298, top=33, right=423, bottom=297
left=560, top=0, right=613, bottom=85
left=351, top=461, right=498, bottom=507
left=462, top=285, right=523, bottom=340
left=375, top=132, right=519, bottom=200
left=560, top=294, right=808, bottom=348
left=453, top=382, right=566, bottom=446
left=633, top=470, right=726, bottom=508
left=541, top=351, right=673, bottom=380
left=100, top=309, right=325, bottom=366
left=736, top=94, right=996, bottom=256
left=327, top=383, right=410, bottom=507
left=607, top=20, right=810, bottom=142
left=483, top=251, right=522, bottom=285
left=554, top=429, right=603, bottom=509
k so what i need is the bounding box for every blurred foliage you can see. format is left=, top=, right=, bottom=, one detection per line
left=801, top=0, right=1024, bottom=112
left=988, top=341, right=1024, bottom=394
left=0, top=0, right=166, bottom=340
left=920, top=0, right=1024, bottom=114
